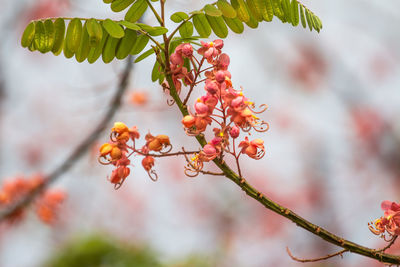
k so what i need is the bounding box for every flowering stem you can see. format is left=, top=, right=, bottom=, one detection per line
left=163, top=63, right=400, bottom=265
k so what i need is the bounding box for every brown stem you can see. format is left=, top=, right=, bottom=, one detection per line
left=0, top=58, right=134, bottom=222
left=135, top=150, right=199, bottom=157
left=286, top=247, right=348, bottom=263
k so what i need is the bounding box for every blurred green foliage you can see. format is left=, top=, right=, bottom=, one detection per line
left=44, top=235, right=161, bottom=267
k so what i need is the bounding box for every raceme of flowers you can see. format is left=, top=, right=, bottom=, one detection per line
left=173, top=40, right=269, bottom=176
left=98, top=122, right=171, bottom=189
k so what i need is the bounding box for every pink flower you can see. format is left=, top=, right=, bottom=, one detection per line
left=198, top=39, right=224, bottom=62
left=230, top=126, right=240, bottom=138
left=239, top=137, right=265, bottom=159
left=369, top=201, right=400, bottom=236
left=200, top=144, right=218, bottom=161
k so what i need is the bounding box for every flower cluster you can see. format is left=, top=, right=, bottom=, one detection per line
left=169, top=43, right=195, bottom=93
left=0, top=174, right=66, bottom=224
left=99, top=122, right=171, bottom=188
left=369, top=200, right=400, bottom=239
left=177, top=40, right=268, bottom=176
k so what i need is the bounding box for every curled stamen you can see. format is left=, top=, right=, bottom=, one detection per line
left=253, top=121, right=269, bottom=132
left=249, top=104, right=268, bottom=114
left=110, top=132, right=118, bottom=142
left=167, top=99, right=175, bottom=106
left=147, top=170, right=158, bottom=181
left=98, top=156, right=112, bottom=165
left=241, top=123, right=252, bottom=132
left=159, top=144, right=173, bottom=154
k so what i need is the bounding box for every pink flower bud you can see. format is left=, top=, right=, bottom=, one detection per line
left=210, top=137, right=222, bottom=146
left=205, top=81, right=219, bottom=95
left=215, top=71, right=226, bottom=83
left=181, top=43, right=193, bottom=57
left=230, top=126, right=240, bottom=138
left=194, top=102, right=209, bottom=116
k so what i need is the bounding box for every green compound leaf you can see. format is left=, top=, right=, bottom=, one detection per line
left=205, top=14, right=228, bottom=38
left=216, top=0, right=236, bottom=18
left=102, top=35, right=120, bottom=63
left=125, top=0, right=148, bottom=23
left=21, top=22, right=35, bottom=48
left=170, top=12, right=189, bottom=23
left=87, top=30, right=108, bottom=63
left=52, top=18, right=65, bottom=55
left=204, top=4, right=223, bottom=17
left=75, top=21, right=91, bottom=62
left=66, top=18, right=82, bottom=53
left=179, top=21, right=194, bottom=38
left=111, top=0, right=135, bottom=12
left=116, top=28, right=137, bottom=59
left=130, top=34, right=149, bottom=55
left=134, top=48, right=155, bottom=63
left=103, top=19, right=125, bottom=38
left=222, top=16, right=244, bottom=34
left=192, top=14, right=211, bottom=38
left=86, top=18, right=103, bottom=46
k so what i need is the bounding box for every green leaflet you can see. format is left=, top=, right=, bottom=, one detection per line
left=125, top=0, right=148, bottom=23
left=34, top=21, right=46, bottom=53
left=119, top=21, right=141, bottom=31
left=204, top=4, right=222, bottom=17
left=222, top=16, right=244, bottom=34
left=205, top=14, right=228, bottom=38
left=246, top=0, right=263, bottom=22
left=66, top=18, right=82, bottom=53
left=103, top=19, right=125, bottom=38
left=103, top=0, right=114, bottom=3
left=192, top=14, right=211, bottom=38
left=263, top=0, right=273, bottom=22
left=130, top=34, right=149, bottom=55
left=170, top=12, right=189, bottom=23
left=291, top=0, right=299, bottom=26
left=148, top=26, right=168, bottom=36
left=311, top=13, right=321, bottom=32
left=136, top=23, right=154, bottom=32
left=43, top=19, right=55, bottom=52
left=179, top=21, right=193, bottom=38
left=231, top=0, right=250, bottom=23
left=305, top=8, right=312, bottom=31
left=86, top=18, right=103, bottom=46
left=87, top=30, right=108, bottom=63
left=116, top=29, right=137, bottom=59
left=216, top=0, right=236, bottom=18
left=134, top=48, right=154, bottom=63
left=102, top=35, right=120, bottom=63
left=282, top=0, right=292, bottom=23
left=52, top=18, right=65, bottom=55
left=244, top=2, right=258, bottom=28
left=111, top=0, right=135, bottom=12
left=63, top=38, right=74, bottom=58
left=21, top=22, right=35, bottom=48
left=271, top=0, right=284, bottom=19
left=75, top=21, right=91, bottom=62
left=151, top=60, right=160, bottom=82
left=299, top=5, right=306, bottom=28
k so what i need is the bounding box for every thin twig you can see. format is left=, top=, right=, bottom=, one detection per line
left=286, top=247, right=348, bottom=263
left=135, top=150, right=199, bottom=157
left=0, top=58, right=134, bottom=222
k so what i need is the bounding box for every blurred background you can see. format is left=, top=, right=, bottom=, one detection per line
left=0, top=0, right=400, bottom=266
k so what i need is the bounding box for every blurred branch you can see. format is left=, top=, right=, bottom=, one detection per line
left=286, top=247, right=348, bottom=263
left=0, top=57, right=133, bottom=222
